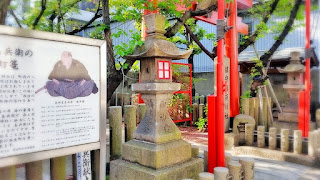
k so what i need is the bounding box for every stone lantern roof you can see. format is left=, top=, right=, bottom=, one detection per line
left=125, top=13, right=192, bottom=60
left=278, top=51, right=305, bottom=73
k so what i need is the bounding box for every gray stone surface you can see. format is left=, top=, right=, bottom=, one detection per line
left=122, top=139, right=191, bottom=169
left=138, top=103, right=146, bottom=124
left=110, top=158, right=203, bottom=180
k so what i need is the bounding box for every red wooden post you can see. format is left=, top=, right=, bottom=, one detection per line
left=207, top=95, right=217, bottom=173
left=299, top=0, right=311, bottom=137
left=225, top=1, right=240, bottom=118
left=216, top=0, right=226, bottom=168
left=298, top=91, right=305, bottom=136
left=304, top=0, right=311, bottom=137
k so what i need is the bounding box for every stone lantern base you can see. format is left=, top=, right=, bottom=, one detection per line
left=110, top=157, right=203, bottom=180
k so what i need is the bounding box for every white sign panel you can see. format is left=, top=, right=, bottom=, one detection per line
left=0, top=34, right=100, bottom=158
left=214, top=56, right=230, bottom=132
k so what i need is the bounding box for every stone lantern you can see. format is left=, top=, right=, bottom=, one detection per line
left=110, top=13, right=203, bottom=179
left=278, top=51, right=305, bottom=122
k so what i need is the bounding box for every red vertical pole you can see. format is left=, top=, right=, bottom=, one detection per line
left=225, top=1, right=240, bottom=118
left=216, top=0, right=226, bottom=168
left=304, top=0, right=311, bottom=137
left=189, top=64, right=193, bottom=125
left=207, top=95, right=217, bottom=173
left=298, top=91, right=305, bottom=136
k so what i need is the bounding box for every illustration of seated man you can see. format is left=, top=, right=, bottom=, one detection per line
left=45, top=51, right=98, bottom=99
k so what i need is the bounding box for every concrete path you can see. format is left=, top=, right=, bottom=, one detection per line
left=186, top=140, right=320, bottom=180
left=234, top=155, right=320, bottom=180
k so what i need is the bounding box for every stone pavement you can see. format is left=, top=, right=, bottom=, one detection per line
left=191, top=141, right=320, bottom=180
left=234, top=155, right=320, bottom=180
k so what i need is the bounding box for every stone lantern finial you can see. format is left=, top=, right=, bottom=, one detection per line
left=144, top=13, right=166, bottom=40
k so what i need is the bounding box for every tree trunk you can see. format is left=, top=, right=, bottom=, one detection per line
left=260, top=0, right=303, bottom=65
left=0, top=0, right=11, bottom=25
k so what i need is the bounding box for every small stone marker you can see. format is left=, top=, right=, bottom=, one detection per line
left=192, top=145, right=200, bottom=158
left=239, top=157, right=254, bottom=180
left=193, top=103, right=199, bottom=124
left=26, top=161, right=42, bottom=180
left=241, top=98, right=250, bottom=115
left=245, top=124, right=254, bottom=146
left=51, top=156, right=66, bottom=180
left=293, top=130, right=302, bottom=154
left=308, top=131, right=319, bottom=156
left=233, top=114, right=255, bottom=145
left=316, top=109, right=320, bottom=128
left=124, top=93, right=131, bottom=105
left=200, top=95, right=205, bottom=104
left=204, top=149, right=208, bottom=172
left=225, top=152, right=232, bottom=167
left=228, top=161, right=242, bottom=180
left=0, top=166, right=15, bottom=180
left=124, top=105, right=137, bottom=142
left=257, top=126, right=265, bottom=148
left=137, top=103, right=146, bottom=124
left=199, top=172, right=214, bottom=180
left=199, top=104, right=205, bottom=118
left=269, top=127, right=277, bottom=150
left=281, top=129, right=289, bottom=152
left=225, top=133, right=235, bottom=150
left=109, top=106, right=122, bottom=160
left=195, top=93, right=200, bottom=104
left=214, top=167, right=229, bottom=180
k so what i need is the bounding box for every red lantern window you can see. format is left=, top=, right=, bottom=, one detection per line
left=158, top=61, right=170, bottom=79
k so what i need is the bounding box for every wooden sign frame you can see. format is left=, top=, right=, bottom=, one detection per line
left=0, top=25, right=107, bottom=179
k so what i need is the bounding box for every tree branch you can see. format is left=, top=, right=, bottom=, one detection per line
left=165, top=4, right=217, bottom=38
left=238, top=0, right=281, bottom=54
left=260, top=0, right=303, bottom=65
left=9, top=8, right=22, bottom=28
left=184, top=24, right=214, bottom=59
left=66, top=2, right=102, bottom=35
left=32, top=0, right=47, bottom=29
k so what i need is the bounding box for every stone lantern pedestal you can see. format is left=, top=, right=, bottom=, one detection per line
left=278, top=51, right=305, bottom=123
left=110, top=13, right=203, bottom=180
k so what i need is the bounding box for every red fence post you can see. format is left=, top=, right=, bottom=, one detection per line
left=298, top=91, right=305, bottom=136
left=304, top=0, right=311, bottom=137
left=207, top=95, right=217, bottom=173
left=226, top=0, right=240, bottom=118
left=216, top=0, right=226, bottom=168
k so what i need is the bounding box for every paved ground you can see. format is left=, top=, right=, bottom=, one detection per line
left=179, top=126, right=320, bottom=180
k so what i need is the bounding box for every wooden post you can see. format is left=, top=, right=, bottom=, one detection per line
left=26, top=161, right=42, bottom=180
left=124, top=105, right=137, bottom=142
left=249, top=98, right=255, bottom=119
left=254, top=97, right=260, bottom=128
left=0, top=166, right=16, bottom=180
left=51, top=156, right=66, bottom=180
left=109, top=106, right=122, bottom=160
left=241, top=98, right=250, bottom=115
